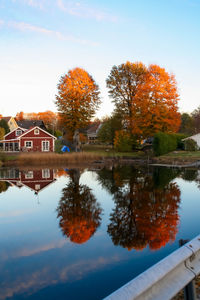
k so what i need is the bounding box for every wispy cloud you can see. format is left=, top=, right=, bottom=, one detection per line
left=0, top=19, right=4, bottom=26
left=57, top=0, right=117, bottom=22
left=10, top=0, right=46, bottom=10
left=8, top=21, right=98, bottom=46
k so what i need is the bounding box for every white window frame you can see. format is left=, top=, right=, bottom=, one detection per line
left=34, top=128, right=40, bottom=135
left=42, top=140, right=50, bottom=152
left=16, top=130, right=22, bottom=136
left=25, top=141, right=33, bottom=148
left=35, top=184, right=40, bottom=190
left=42, top=169, right=50, bottom=178
left=25, top=171, right=33, bottom=179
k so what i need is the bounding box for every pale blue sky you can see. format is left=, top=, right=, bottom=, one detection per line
left=0, top=0, right=200, bottom=118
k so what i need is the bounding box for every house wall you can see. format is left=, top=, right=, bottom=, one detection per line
left=189, top=135, right=200, bottom=148
left=20, top=137, right=54, bottom=152
left=5, top=128, right=25, bottom=140
left=8, top=118, right=18, bottom=131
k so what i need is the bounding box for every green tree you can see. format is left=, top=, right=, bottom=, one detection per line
left=98, top=114, right=123, bottom=145
left=0, top=120, right=9, bottom=134
left=179, top=113, right=194, bottom=135
left=0, top=127, right=5, bottom=140
left=192, top=106, right=200, bottom=134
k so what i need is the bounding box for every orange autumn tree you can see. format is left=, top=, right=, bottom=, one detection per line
left=106, top=62, right=180, bottom=141
left=55, top=67, right=101, bottom=150
left=97, top=166, right=181, bottom=251
left=57, top=169, right=102, bottom=244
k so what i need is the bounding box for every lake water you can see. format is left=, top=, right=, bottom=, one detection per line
left=0, top=165, right=200, bottom=300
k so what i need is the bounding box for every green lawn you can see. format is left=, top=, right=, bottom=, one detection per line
left=159, top=151, right=200, bottom=158
left=82, top=144, right=145, bottom=157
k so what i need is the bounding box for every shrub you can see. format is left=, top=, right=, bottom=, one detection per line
left=184, top=139, right=198, bottom=151
left=114, top=130, right=133, bottom=152
left=174, top=133, right=187, bottom=150
left=153, top=132, right=178, bottom=156
left=55, top=140, right=63, bottom=153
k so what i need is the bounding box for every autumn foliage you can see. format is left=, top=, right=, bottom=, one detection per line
left=107, top=62, right=180, bottom=140
left=98, top=166, right=181, bottom=251
left=57, top=170, right=102, bottom=244
left=55, top=67, right=101, bottom=136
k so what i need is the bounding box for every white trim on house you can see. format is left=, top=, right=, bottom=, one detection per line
left=25, top=141, right=33, bottom=148
left=4, top=127, right=27, bottom=138
left=19, top=126, right=57, bottom=139
left=42, top=140, right=50, bottom=151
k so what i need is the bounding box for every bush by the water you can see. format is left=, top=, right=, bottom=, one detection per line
left=184, top=138, right=198, bottom=151
left=114, top=130, right=133, bottom=152
left=153, top=132, right=186, bottom=156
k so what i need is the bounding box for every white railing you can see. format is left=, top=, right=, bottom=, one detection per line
left=103, top=235, right=200, bottom=300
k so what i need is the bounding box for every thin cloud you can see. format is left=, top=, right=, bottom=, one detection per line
left=57, top=0, right=117, bottom=22
left=10, top=0, right=45, bottom=10
left=0, top=19, right=4, bottom=26
left=8, top=21, right=98, bottom=46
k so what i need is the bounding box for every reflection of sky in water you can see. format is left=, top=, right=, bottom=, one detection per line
left=0, top=167, right=200, bottom=300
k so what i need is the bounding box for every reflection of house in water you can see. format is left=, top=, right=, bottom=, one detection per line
left=0, top=168, right=56, bottom=194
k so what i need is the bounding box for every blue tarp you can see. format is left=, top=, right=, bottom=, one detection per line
left=61, top=145, right=70, bottom=152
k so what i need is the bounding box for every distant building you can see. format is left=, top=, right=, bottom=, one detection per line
left=0, top=126, right=56, bottom=152
left=182, top=134, right=200, bottom=149
left=87, top=122, right=102, bottom=144
left=0, top=116, right=18, bottom=131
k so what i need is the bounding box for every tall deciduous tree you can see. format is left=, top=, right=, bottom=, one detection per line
left=107, top=62, right=180, bottom=140
left=192, top=106, right=200, bottom=134
left=179, top=113, right=194, bottom=135
left=0, top=119, right=9, bottom=134
left=98, top=113, right=123, bottom=146
left=55, top=67, right=101, bottom=150
left=0, top=127, right=5, bottom=140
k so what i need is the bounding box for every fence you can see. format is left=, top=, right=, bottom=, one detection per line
left=103, top=235, right=200, bottom=300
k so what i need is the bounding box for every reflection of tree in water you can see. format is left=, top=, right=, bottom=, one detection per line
left=98, top=166, right=181, bottom=251
left=181, top=169, right=198, bottom=182
left=57, top=169, right=102, bottom=244
left=0, top=181, right=10, bottom=193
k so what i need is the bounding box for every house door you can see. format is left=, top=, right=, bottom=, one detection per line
left=42, top=141, right=50, bottom=152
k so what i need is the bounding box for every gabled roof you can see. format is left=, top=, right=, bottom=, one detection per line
left=87, top=122, right=102, bottom=134
left=182, top=133, right=200, bottom=141
left=4, top=127, right=27, bottom=138
left=19, top=126, right=57, bottom=139
left=16, top=120, right=46, bottom=130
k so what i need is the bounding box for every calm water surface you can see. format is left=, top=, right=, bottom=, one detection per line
left=0, top=165, right=200, bottom=300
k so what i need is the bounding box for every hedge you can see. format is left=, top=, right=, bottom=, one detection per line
left=153, top=132, right=186, bottom=156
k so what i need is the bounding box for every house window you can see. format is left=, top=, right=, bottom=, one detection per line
left=35, top=184, right=40, bottom=190
left=42, top=141, right=50, bottom=151
left=16, top=130, right=22, bottom=136
left=34, top=129, right=39, bottom=135
left=25, top=171, right=33, bottom=179
left=42, top=169, right=50, bottom=178
left=25, top=141, right=32, bottom=148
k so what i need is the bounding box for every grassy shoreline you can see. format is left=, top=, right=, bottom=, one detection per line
left=1, top=150, right=200, bottom=167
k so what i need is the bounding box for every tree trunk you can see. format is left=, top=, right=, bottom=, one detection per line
left=73, top=129, right=81, bottom=152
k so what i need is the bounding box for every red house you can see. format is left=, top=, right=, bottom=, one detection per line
left=0, top=168, right=56, bottom=194
left=0, top=126, right=57, bottom=152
